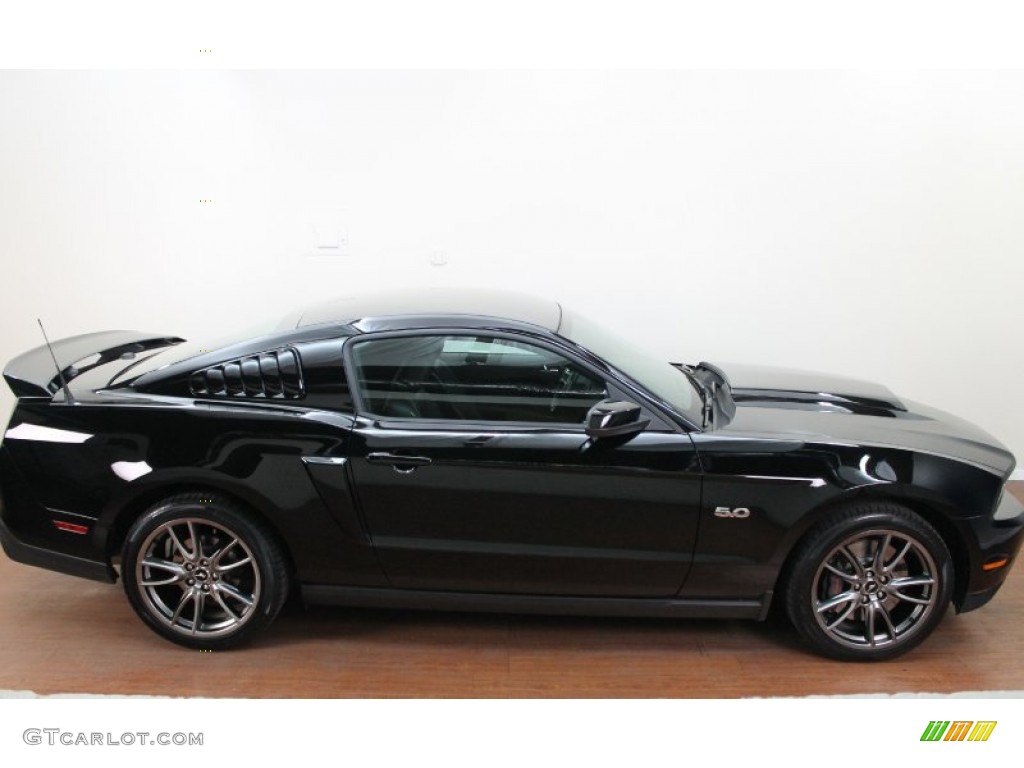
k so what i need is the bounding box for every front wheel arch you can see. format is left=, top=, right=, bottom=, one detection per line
left=771, top=491, right=968, bottom=617
left=891, top=497, right=970, bottom=611
left=779, top=500, right=954, bottom=660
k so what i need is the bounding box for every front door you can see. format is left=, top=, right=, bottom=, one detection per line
left=346, top=331, right=702, bottom=597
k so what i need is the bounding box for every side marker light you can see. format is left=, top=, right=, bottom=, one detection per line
left=53, top=521, right=89, bottom=535
left=982, top=557, right=1010, bottom=572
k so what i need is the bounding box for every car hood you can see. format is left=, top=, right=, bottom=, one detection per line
left=707, top=362, right=1015, bottom=477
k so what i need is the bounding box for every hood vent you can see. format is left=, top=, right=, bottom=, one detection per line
left=189, top=348, right=304, bottom=400
left=730, top=389, right=910, bottom=418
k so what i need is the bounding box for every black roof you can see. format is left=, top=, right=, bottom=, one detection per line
left=287, top=288, right=563, bottom=333
left=126, top=289, right=563, bottom=391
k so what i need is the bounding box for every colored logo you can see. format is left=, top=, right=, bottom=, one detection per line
left=921, top=721, right=997, bottom=742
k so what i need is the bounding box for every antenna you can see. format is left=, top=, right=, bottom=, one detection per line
left=37, top=318, right=76, bottom=405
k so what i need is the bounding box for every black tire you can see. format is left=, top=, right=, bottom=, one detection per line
left=783, top=501, right=953, bottom=661
left=122, top=493, right=289, bottom=650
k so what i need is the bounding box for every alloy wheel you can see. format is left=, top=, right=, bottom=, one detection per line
left=811, top=528, right=940, bottom=651
left=135, top=517, right=262, bottom=639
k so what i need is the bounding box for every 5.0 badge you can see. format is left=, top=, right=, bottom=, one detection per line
left=714, top=506, right=751, bottom=519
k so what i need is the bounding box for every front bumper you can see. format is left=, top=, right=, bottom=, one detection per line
left=957, top=489, right=1024, bottom=613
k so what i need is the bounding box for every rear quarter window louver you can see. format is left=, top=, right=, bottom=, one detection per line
left=189, top=348, right=305, bottom=400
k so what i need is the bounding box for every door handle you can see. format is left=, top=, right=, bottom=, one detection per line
left=365, top=452, right=432, bottom=473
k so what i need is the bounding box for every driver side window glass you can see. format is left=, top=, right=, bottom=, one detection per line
left=351, top=334, right=607, bottom=423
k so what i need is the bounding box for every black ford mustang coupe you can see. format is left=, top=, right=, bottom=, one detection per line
left=1, top=290, right=1021, bottom=660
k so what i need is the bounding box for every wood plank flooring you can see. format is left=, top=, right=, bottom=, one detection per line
left=1, top=483, right=1022, bottom=698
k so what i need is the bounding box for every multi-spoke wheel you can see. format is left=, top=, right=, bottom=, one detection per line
left=122, top=494, right=289, bottom=649
left=784, top=502, right=953, bottom=661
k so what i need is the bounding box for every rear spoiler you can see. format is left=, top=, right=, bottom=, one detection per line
left=3, top=330, right=185, bottom=398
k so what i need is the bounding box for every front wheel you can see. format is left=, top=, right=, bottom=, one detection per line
left=784, top=502, right=953, bottom=661
left=122, top=493, right=289, bottom=649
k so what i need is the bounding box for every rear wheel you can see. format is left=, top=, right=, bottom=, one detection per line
left=784, top=502, right=953, bottom=661
left=122, top=493, right=289, bottom=649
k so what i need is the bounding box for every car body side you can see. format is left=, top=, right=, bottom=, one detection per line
left=2, top=314, right=1020, bottom=622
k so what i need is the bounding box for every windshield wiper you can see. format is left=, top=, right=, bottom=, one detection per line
left=671, top=362, right=714, bottom=427
left=672, top=361, right=736, bottom=428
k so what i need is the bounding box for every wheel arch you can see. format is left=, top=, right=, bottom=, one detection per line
left=771, top=485, right=970, bottom=613
left=99, top=473, right=297, bottom=581
left=886, top=495, right=971, bottom=611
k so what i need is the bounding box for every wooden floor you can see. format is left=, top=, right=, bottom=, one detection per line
left=1, top=483, right=1022, bottom=698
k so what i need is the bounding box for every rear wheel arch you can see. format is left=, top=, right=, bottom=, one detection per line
left=120, top=491, right=291, bottom=649
left=102, top=480, right=296, bottom=581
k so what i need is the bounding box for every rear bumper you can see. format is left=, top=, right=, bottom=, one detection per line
left=0, top=444, right=115, bottom=583
left=0, top=514, right=115, bottom=583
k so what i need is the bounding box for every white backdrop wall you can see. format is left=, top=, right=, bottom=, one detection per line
left=1, top=70, right=1022, bottom=471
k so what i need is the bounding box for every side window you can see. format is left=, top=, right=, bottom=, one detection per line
left=350, top=334, right=607, bottom=423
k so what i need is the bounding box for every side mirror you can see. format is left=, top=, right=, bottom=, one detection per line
left=584, top=400, right=650, bottom=439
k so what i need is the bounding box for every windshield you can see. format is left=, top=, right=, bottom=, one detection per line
left=557, top=307, right=703, bottom=425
